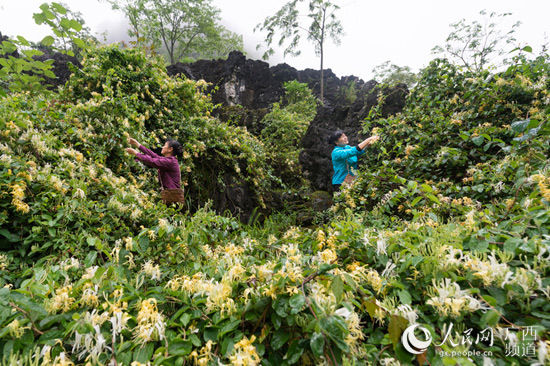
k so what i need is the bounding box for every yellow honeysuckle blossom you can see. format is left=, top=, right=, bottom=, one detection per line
left=7, top=318, right=30, bottom=338
left=46, top=285, right=75, bottom=313
left=81, top=283, right=99, bottom=307
left=134, top=298, right=166, bottom=344
left=229, top=335, right=261, bottom=366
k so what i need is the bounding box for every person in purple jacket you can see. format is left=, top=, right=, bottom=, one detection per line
left=125, top=136, right=185, bottom=204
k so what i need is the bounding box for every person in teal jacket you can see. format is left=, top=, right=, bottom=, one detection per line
left=328, top=130, right=379, bottom=190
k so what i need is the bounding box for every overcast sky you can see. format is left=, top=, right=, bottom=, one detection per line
left=1, top=0, right=549, bottom=81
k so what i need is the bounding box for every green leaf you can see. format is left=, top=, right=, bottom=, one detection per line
left=60, top=18, right=72, bottom=30
left=218, top=319, right=240, bottom=339
left=16, top=36, right=30, bottom=46
left=320, top=316, right=349, bottom=352
left=426, top=193, right=440, bottom=204
left=73, top=38, right=86, bottom=49
left=420, top=183, right=433, bottom=193
left=33, top=13, right=47, bottom=25
left=397, top=290, right=412, bottom=305
left=511, top=119, right=530, bottom=133
left=285, top=340, right=304, bottom=364
left=481, top=295, right=497, bottom=307
left=472, top=135, right=485, bottom=146
left=363, top=299, right=379, bottom=320
left=411, top=196, right=423, bottom=207
left=0, top=229, right=19, bottom=242
left=388, top=315, right=408, bottom=346
left=503, top=237, right=522, bottom=253
left=331, top=276, right=344, bottom=303
left=480, top=310, right=500, bottom=327
left=180, top=313, right=191, bottom=326
left=273, top=297, right=289, bottom=318
left=271, top=328, right=290, bottom=351
left=43, top=9, right=56, bottom=20
left=44, top=70, right=57, bottom=79
left=51, top=2, right=67, bottom=14
left=0, top=59, right=10, bottom=68
left=84, top=251, right=97, bottom=267
left=204, top=327, right=218, bottom=342
left=289, top=294, right=305, bottom=314
left=41, top=36, right=55, bottom=47
left=168, top=340, right=192, bottom=356
left=310, top=332, right=325, bottom=357
left=190, top=334, right=201, bottom=347
left=69, top=19, right=83, bottom=31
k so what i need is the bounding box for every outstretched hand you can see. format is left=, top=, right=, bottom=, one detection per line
left=125, top=148, right=138, bottom=156
left=128, top=137, right=140, bottom=147
left=366, top=135, right=380, bottom=145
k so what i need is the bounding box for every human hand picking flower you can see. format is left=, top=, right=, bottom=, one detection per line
left=366, top=135, right=380, bottom=145
left=128, top=137, right=140, bottom=147
left=125, top=147, right=138, bottom=155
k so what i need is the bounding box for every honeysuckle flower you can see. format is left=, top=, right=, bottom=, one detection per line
left=61, top=257, right=80, bottom=271
left=7, top=318, right=29, bottom=338
left=334, top=307, right=352, bottom=320
left=134, top=298, right=166, bottom=344
left=395, top=304, right=418, bottom=324
left=366, top=269, right=383, bottom=293
left=380, top=358, right=400, bottom=366
left=381, top=261, right=397, bottom=278
left=82, top=266, right=99, bottom=280
left=142, top=260, right=161, bottom=281
left=0, top=254, right=10, bottom=271
left=81, top=284, right=99, bottom=307
left=46, top=285, right=75, bottom=313
left=52, top=352, right=75, bottom=366
left=73, top=188, right=86, bottom=199
left=229, top=335, right=260, bottom=366
left=426, top=279, right=488, bottom=317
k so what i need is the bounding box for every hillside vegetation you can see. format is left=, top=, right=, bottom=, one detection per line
left=0, top=38, right=549, bottom=366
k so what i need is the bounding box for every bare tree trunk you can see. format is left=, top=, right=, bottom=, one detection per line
left=320, top=8, right=326, bottom=104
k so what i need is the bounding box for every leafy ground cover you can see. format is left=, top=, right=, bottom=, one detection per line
left=0, top=42, right=549, bottom=366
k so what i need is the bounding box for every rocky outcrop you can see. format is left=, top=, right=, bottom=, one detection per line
left=33, top=46, right=81, bottom=88
left=169, top=51, right=408, bottom=191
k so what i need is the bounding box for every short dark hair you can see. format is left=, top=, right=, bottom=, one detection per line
left=328, top=130, right=344, bottom=145
left=166, top=138, right=183, bottom=158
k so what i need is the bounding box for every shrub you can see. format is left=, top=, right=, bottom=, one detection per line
left=260, top=80, right=317, bottom=187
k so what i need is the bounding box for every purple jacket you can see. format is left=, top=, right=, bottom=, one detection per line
left=134, top=145, right=181, bottom=189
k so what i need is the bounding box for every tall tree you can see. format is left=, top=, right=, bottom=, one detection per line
left=432, top=10, right=521, bottom=72
left=255, top=0, right=344, bottom=103
left=107, top=0, right=243, bottom=63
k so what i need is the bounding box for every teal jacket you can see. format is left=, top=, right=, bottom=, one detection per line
left=331, top=145, right=366, bottom=185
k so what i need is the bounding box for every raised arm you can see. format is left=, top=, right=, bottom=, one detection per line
left=137, top=144, right=162, bottom=158
left=332, top=146, right=363, bottom=161
left=357, top=135, right=379, bottom=151
left=128, top=137, right=161, bottom=158
left=134, top=154, right=178, bottom=170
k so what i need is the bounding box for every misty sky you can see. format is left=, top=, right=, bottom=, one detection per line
left=1, top=0, right=549, bottom=81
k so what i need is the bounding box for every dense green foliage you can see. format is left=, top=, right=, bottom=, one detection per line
left=0, top=12, right=549, bottom=366
left=260, top=80, right=317, bottom=187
